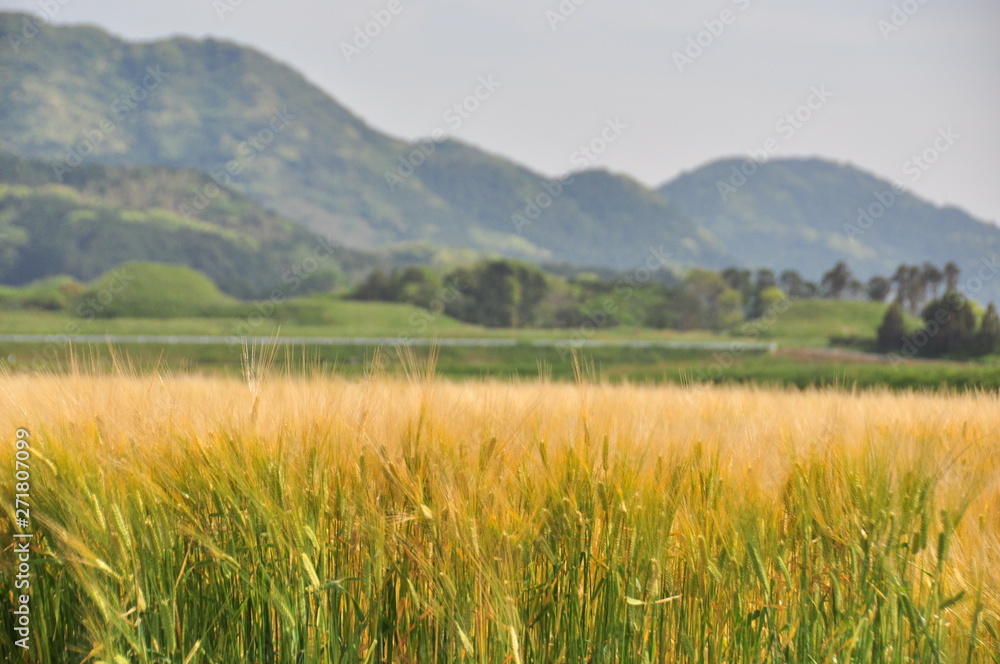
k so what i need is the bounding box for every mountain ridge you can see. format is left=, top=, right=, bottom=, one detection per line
left=658, top=156, right=1000, bottom=300
left=0, top=11, right=731, bottom=271
left=3, top=10, right=999, bottom=302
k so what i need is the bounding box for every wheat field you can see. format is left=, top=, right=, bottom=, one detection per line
left=1, top=359, right=999, bottom=662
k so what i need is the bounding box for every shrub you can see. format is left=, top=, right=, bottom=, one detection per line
left=876, top=303, right=907, bottom=352
left=75, top=262, right=235, bottom=319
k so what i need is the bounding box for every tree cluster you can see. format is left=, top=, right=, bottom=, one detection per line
left=815, top=259, right=961, bottom=313
left=877, top=294, right=1000, bottom=358
left=351, top=260, right=750, bottom=331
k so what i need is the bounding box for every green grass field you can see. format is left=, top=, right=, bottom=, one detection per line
left=3, top=340, right=999, bottom=392
left=733, top=299, right=924, bottom=347
left=0, top=295, right=900, bottom=343
left=0, top=299, right=475, bottom=338
left=3, top=296, right=998, bottom=391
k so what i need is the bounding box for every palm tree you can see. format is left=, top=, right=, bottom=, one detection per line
left=890, top=264, right=910, bottom=306
left=906, top=265, right=924, bottom=315
left=779, top=270, right=806, bottom=299
left=943, top=261, right=961, bottom=291
left=821, top=261, right=852, bottom=299
left=922, top=262, right=943, bottom=299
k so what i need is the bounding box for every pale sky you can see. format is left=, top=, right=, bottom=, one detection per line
left=3, top=0, right=999, bottom=224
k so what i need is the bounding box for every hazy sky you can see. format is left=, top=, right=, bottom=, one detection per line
left=3, top=0, right=999, bottom=223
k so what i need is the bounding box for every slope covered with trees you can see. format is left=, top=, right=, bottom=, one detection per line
left=658, top=158, right=1000, bottom=302
left=0, top=152, right=372, bottom=297
left=4, top=12, right=997, bottom=303
left=0, top=12, right=729, bottom=271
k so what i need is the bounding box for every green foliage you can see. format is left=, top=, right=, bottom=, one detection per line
left=910, top=291, right=988, bottom=358
left=352, top=260, right=554, bottom=329
left=76, top=262, right=237, bottom=318
left=752, top=285, right=786, bottom=320
left=350, top=261, right=932, bottom=343
left=352, top=259, right=749, bottom=333
left=877, top=303, right=907, bottom=352
left=867, top=275, right=892, bottom=302
left=352, top=266, right=445, bottom=310
left=855, top=284, right=1000, bottom=360
left=669, top=269, right=745, bottom=331
left=724, top=267, right=797, bottom=319
left=443, top=261, right=548, bottom=328
left=976, top=303, right=1000, bottom=356
left=0, top=152, right=370, bottom=298
left=0, top=274, right=80, bottom=311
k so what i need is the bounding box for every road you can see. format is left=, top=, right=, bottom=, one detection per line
left=0, top=334, right=778, bottom=352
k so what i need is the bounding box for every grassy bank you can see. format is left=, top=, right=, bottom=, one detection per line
left=2, top=340, right=999, bottom=391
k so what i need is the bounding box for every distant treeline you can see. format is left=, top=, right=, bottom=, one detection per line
left=4, top=252, right=997, bottom=358
left=349, top=258, right=1000, bottom=357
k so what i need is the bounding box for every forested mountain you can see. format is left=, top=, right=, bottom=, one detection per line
left=0, top=12, right=728, bottom=271
left=659, top=158, right=1000, bottom=300
left=0, top=152, right=372, bottom=297
left=3, top=11, right=997, bottom=299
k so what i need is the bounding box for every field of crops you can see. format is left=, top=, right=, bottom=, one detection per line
left=1, top=361, right=998, bottom=662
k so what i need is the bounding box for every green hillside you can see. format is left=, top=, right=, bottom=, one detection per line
left=3, top=12, right=997, bottom=289
left=0, top=151, right=373, bottom=297
left=659, top=158, right=1000, bottom=301
left=732, top=299, right=919, bottom=347
left=401, top=141, right=732, bottom=269
left=0, top=295, right=479, bottom=338
left=77, top=262, right=237, bottom=318
left=0, top=12, right=730, bottom=270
